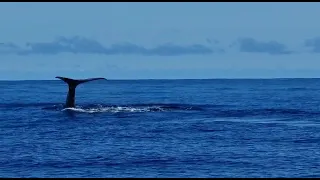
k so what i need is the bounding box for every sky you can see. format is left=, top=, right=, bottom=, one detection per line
left=1, top=2, right=320, bottom=80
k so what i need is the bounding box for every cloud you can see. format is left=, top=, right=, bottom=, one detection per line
left=304, top=37, right=320, bottom=53
left=232, top=37, right=293, bottom=55
left=23, top=36, right=112, bottom=55
left=1, top=36, right=216, bottom=56
left=148, top=43, right=213, bottom=56
left=0, top=36, right=311, bottom=56
left=206, top=38, right=219, bottom=44
left=0, top=42, right=20, bottom=54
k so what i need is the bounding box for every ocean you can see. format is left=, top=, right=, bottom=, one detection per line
left=1, top=79, right=320, bottom=178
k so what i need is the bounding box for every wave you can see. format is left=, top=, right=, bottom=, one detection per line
left=2, top=102, right=320, bottom=118
left=60, top=103, right=206, bottom=113
left=0, top=102, right=59, bottom=108
left=206, top=108, right=320, bottom=119
left=0, top=102, right=219, bottom=113
left=62, top=106, right=169, bottom=113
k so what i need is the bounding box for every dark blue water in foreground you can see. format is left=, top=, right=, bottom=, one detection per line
left=1, top=79, right=320, bottom=178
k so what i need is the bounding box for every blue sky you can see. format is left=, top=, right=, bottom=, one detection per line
left=1, top=2, right=320, bottom=80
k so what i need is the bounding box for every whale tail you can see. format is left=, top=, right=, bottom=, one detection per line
left=56, top=76, right=107, bottom=108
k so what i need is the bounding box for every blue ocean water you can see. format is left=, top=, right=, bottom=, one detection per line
left=1, top=79, right=320, bottom=178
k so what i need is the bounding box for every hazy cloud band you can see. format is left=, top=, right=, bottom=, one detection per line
left=0, top=36, right=318, bottom=56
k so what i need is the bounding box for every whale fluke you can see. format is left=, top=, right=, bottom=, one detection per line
left=56, top=76, right=107, bottom=108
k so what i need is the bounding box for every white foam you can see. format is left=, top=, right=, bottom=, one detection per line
left=61, top=106, right=165, bottom=114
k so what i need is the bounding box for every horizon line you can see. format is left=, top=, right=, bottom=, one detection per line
left=1, top=77, right=320, bottom=81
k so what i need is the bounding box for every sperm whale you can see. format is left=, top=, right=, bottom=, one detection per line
left=55, top=76, right=106, bottom=108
